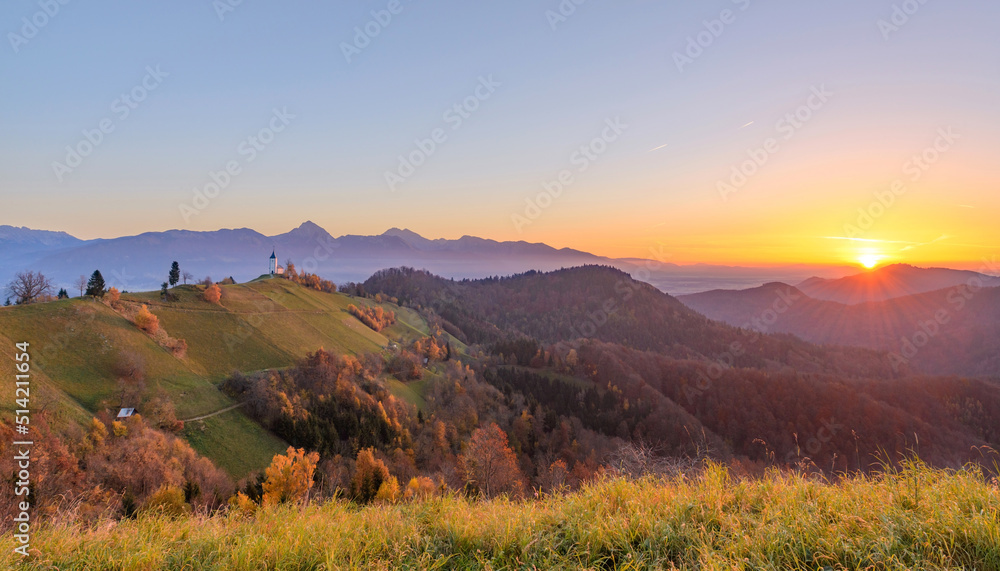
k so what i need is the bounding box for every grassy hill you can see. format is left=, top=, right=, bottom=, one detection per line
left=0, top=277, right=434, bottom=477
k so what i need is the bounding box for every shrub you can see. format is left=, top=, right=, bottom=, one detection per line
left=348, top=304, right=396, bottom=332
left=142, top=485, right=190, bottom=517
left=227, top=491, right=257, bottom=517
left=375, top=476, right=400, bottom=504
left=134, top=305, right=159, bottom=335
left=404, top=476, right=437, bottom=501
left=203, top=284, right=222, bottom=305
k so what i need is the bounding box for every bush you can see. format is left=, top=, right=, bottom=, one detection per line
left=403, top=476, right=437, bottom=501
left=203, top=284, right=222, bottom=305
left=374, top=476, right=400, bottom=504
left=142, top=485, right=190, bottom=517
left=134, top=305, right=160, bottom=335
left=348, top=304, right=396, bottom=332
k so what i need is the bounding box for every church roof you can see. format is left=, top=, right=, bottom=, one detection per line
left=270, top=250, right=276, bottom=259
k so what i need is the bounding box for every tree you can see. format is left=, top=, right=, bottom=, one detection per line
left=86, top=271, right=106, bottom=298
left=262, top=447, right=319, bottom=506
left=181, top=271, right=193, bottom=285
left=57, top=288, right=69, bottom=299
left=75, top=275, right=88, bottom=297
left=203, top=284, right=222, bottom=305
left=168, top=262, right=180, bottom=287
left=460, top=423, right=525, bottom=498
left=3, top=298, right=10, bottom=307
left=107, top=287, right=121, bottom=304
left=6, top=270, right=54, bottom=305
left=160, top=282, right=169, bottom=300
left=350, top=448, right=391, bottom=504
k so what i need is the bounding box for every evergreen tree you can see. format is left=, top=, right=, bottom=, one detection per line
left=86, top=270, right=106, bottom=297
left=57, top=288, right=69, bottom=299
left=4, top=298, right=10, bottom=306
left=161, top=282, right=169, bottom=300
left=168, top=261, right=180, bottom=287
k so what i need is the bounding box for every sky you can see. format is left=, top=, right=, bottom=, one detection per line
left=2, top=0, right=998, bottom=268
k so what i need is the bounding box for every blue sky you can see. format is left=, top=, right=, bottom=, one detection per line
left=2, top=0, right=998, bottom=265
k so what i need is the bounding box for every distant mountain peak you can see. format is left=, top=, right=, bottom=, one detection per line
left=277, top=221, right=333, bottom=239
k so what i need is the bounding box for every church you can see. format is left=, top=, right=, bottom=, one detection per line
left=269, top=250, right=285, bottom=275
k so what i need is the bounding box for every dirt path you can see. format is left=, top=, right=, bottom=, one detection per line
left=180, top=402, right=246, bottom=423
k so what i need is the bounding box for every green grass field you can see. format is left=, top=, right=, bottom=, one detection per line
left=0, top=278, right=433, bottom=478
left=5, top=463, right=998, bottom=570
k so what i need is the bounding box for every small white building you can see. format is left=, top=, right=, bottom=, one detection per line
left=269, top=250, right=277, bottom=274
left=117, top=408, right=135, bottom=419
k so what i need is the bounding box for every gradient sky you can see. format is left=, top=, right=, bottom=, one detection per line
left=2, top=0, right=998, bottom=268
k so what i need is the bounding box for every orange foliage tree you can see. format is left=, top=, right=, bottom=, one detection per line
left=460, top=423, right=525, bottom=498
left=350, top=448, right=391, bottom=504
left=203, top=283, right=222, bottom=304
left=262, top=447, right=320, bottom=506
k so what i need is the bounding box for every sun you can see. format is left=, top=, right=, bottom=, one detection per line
left=859, top=254, right=880, bottom=269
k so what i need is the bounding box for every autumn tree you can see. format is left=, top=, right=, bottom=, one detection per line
left=181, top=271, right=193, bottom=285
left=168, top=262, right=180, bottom=287
left=203, top=283, right=222, bottom=304
left=460, top=423, right=525, bottom=498
left=86, top=270, right=105, bottom=297
left=6, top=270, right=54, bottom=304
left=134, top=304, right=160, bottom=334
left=262, top=447, right=320, bottom=506
left=350, top=448, right=391, bottom=504
left=106, top=287, right=121, bottom=304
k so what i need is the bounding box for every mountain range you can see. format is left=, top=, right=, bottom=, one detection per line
left=678, top=264, right=1000, bottom=377
left=1, top=222, right=859, bottom=295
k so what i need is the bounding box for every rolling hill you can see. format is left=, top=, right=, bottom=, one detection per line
left=363, top=265, right=899, bottom=379
left=679, top=280, right=1000, bottom=377
left=0, top=276, right=433, bottom=476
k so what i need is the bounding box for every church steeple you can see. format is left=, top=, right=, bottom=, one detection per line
left=269, top=249, right=277, bottom=274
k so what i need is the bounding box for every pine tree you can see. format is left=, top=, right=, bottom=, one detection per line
left=161, top=282, right=169, bottom=300
left=86, top=270, right=106, bottom=298
left=168, top=262, right=180, bottom=287
left=57, top=288, right=69, bottom=299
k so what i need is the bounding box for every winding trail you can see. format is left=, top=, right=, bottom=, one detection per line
left=180, top=402, right=246, bottom=423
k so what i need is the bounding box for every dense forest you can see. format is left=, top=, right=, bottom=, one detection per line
left=361, top=266, right=1000, bottom=472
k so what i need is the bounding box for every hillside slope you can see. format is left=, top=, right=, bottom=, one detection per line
left=0, top=277, right=427, bottom=476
